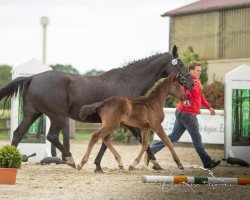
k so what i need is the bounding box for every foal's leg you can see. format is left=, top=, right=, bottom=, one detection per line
left=77, top=127, right=114, bottom=171
left=151, top=124, right=184, bottom=169
left=102, top=134, right=124, bottom=169
left=126, top=125, right=162, bottom=170
left=129, top=129, right=149, bottom=170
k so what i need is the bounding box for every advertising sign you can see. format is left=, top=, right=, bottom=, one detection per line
left=225, top=65, right=250, bottom=165
left=153, top=108, right=224, bottom=144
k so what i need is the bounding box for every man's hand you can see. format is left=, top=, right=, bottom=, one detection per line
left=184, top=100, right=190, bottom=107
left=209, top=108, right=215, bottom=115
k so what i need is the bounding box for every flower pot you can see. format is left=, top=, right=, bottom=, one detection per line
left=0, top=168, right=18, bottom=184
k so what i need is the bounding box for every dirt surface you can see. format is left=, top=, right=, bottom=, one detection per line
left=0, top=139, right=250, bottom=200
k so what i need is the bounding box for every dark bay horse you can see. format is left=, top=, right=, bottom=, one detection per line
left=0, top=45, right=194, bottom=169
left=78, top=73, right=186, bottom=171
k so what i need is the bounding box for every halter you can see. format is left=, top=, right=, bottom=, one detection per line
left=172, top=58, right=193, bottom=119
left=171, top=58, right=190, bottom=86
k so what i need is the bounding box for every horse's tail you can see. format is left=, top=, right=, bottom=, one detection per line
left=0, top=76, right=32, bottom=111
left=79, top=101, right=104, bottom=120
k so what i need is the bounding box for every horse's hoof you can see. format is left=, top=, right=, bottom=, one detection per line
left=128, top=165, right=134, bottom=171
left=94, top=168, right=104, bottom=173
left=67, top=162, right=76, bottom=169
left=65, top=156, right=76, bottom=169
left=152, top=163, right=163, bottom=171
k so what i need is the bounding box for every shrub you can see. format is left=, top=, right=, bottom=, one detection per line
left=112, top=127, right=154, bottom=144
left=112, top=127, right=137, bottom=144
left=0, top=145, right=22, bottom=168
left=203, top=78, right=225, bottom=109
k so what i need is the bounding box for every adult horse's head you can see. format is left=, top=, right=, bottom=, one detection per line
left=160, top=45, right=194, bottom=90
left=171, top=45, right=194, bottom=90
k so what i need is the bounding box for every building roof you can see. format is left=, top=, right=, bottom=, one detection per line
left=162, top=0, right=250, bottom=17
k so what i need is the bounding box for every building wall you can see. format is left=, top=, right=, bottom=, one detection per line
left=169, top=7, right=250, bottom=60
left=169, top=6, right=250, bottom=82
left=170, top=11, right=220, bottom=60
left=207, top=58, right=250, bottom=83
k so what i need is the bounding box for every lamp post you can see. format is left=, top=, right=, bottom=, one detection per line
left=40, top=16, right=49, bottom=64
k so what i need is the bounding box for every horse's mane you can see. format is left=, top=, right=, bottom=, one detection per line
left=101, top=52, right=170, bottom=77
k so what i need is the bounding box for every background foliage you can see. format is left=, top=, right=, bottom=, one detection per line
left=50, top=64, right=80, bottom=75
left=181, top=46, right=208, bottom=84
left=0, top=65, right=12, bottom=109
left=203, top=77, right=224, bottom=109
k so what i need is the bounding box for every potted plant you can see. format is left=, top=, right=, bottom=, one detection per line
left=0, top=145, right=22, bottom=184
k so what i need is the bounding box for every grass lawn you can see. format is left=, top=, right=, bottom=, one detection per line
left=74, top=130, right=93, bottom=140
left=0, top=130, right=93, bottom=142
left=0, top=130, right=9, bottom=141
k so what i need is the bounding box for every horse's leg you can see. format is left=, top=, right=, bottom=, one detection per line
left=77, top=127, right=113, bottom=171
left=46, top=118, right=75, bottom=169
left=94, top=142, right=108, bottom=172
left=126, top=125, right=162, bottom=170
left=61, top=118, right=70, bottom=161
left=50, top=119, right=70, bottom=160
left=102, top=134, right=124, bottom=169
left=151, top=124, right=184, bottom=169
left=11, top=113, right=42, bottom=146
left=129, top=129, right=149, bottom=170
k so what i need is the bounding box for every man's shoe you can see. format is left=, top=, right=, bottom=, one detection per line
left=144, top=152, right=149, bottom=166
left=205, top=160, right=221, bottom=169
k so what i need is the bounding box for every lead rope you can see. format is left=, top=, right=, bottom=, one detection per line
left=177, top=87, right=193, bottom=121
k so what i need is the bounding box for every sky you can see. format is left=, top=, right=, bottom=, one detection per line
left=0, top=0, right=198, bottom=74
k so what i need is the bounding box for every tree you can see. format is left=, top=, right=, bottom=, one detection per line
left=0, top=65, right=12, bottom=109
left=203, top=78, right=224, bottom=109
left=181, top=46, right=208, bottom=84
left=50, top=64, right=80, bottom=75
left=84, top=69, right=104, bottom=76
left=0, top=65, right=12, bottom=87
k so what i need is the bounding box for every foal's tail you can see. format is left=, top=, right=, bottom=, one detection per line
left=79, top=101, right=104, bottom=120
left=0, top=76, right=32, bottom=110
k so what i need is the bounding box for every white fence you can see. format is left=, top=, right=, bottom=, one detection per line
left=153, top=108, right=224, bottom=144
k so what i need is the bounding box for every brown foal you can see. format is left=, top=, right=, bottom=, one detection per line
left=77, top=73, right=186, bottom=171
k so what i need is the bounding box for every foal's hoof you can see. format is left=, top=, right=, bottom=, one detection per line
left=76, top=164, right=83, bottom=171
left=152, top=163, right=163, bottom=171
left=118, top=165, right=124, bottom=170
left=178, top=164, right=184, bottom=170
left=128, top=165, right=134, bottom=171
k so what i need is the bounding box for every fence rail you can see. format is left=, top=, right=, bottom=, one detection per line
left=75, top=122, right=101, bottom=131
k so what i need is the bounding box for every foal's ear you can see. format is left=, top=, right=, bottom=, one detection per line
left=172, top=45, right=179, bottom=58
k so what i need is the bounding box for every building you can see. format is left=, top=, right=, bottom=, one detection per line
left=162, top=0, right=250, bottom=83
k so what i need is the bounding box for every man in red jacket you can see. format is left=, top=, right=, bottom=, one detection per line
left=145, top=61, right=220, bottom=169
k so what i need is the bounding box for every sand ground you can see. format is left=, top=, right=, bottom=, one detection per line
left=0, top=139, right=250, bottom=200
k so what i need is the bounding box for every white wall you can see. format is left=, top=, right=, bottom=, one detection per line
left=153, top=108, right=224, bottom=144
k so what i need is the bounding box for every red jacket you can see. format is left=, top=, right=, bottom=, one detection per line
left=177, top=78, right=211, bottom=115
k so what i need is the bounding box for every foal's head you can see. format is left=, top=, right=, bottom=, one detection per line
left=168, top=73, right=186, bottom=101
